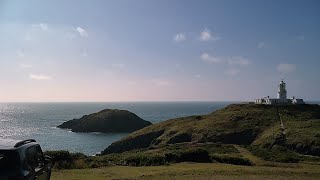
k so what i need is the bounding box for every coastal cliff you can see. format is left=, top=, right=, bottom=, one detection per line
left=102, top=104, right=320, bottom=156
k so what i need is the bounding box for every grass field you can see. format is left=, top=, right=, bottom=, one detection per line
left=52, top=162, right=320, bottom=180
left=50, top=104, right=320, bottom=179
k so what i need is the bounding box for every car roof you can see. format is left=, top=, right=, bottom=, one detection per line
left=0, top=139, right=37, bottom=150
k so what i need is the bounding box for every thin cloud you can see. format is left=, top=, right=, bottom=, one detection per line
left=29, top=74, right=52, bottom=80
left=16, top=50, right=25, bottom=58
left=81, top=49, right=88, bottom=57
left=228, top=56, right=251, bottom=66
left=111, top=63, right=125, bottom=69
left=225, top=68, right=240, bottom=76
left=127, top=81, right=137, bottom=86
left=277, top=63, right=296, bottom=74
left=201, top=53, right=251, bottom=76
left=32, top=23, right=48, bottom=31
left=175, top=64, right=182, bottom=69
left=64, top=32, right=77, bottom=40
left=174, top=33, right=186, bottom=42
left=19, top=63, right=33, bottom=69
left=201, top=53, right=223, bottom=63
left=24, top=34, right=32, bottom=41
left=152, top=79, right=171, bottom=86
left=199, top=29, right=219, bottom=41
left=75, top=27, right=88, bottom=37
left=201, top=53, right=251, bottom=66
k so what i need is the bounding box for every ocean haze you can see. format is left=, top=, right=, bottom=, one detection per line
left=0, top=102, right=232, bottom=155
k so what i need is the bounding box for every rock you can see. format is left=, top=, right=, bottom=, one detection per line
left=57, top=109, right=152, bottom=133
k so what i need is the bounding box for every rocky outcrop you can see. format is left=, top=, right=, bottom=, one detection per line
left=57, top=109, right=152, bottom=133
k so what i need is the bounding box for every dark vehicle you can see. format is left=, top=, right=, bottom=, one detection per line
left=0, top=139, right=53, bottom=180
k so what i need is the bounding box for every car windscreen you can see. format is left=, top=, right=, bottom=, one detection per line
left=0, top=150, right=20, bottom=172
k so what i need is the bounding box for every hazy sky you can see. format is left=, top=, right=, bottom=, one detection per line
left=0, top=0, right=319, bottom=102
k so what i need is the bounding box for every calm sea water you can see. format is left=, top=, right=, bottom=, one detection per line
left=0, top=102, right=233, bottom=155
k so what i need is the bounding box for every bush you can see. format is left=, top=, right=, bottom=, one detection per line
left=166, top=148, right=211, bottom=163
left=43, top=150, right=88, bottom=169
left=44, top=150, right=73, bottom=162
left=74, top=159, right=87, bottom=169
left=122, top=153, right=167, bottom=166
left=210, top=154, right=252, bottom=166
left=89, top=162, right=100, bottom=168
left=247, top=145, right=301, bottom=163
left=54, top=161, right=73, bottom=169
left=117, top=147, right=211, bottom=166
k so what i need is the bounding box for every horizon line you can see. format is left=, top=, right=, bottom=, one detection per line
left=0, top=100, right=243, bottom=103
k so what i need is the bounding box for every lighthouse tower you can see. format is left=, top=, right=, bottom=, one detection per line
left=277, top=80, right=287, bottom=103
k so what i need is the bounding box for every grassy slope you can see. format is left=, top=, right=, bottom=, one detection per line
left=252, top=105, right=320, bottom=155
left=50, top=104, right=320, bottom=179
left=103, top=104, right=320, bottom=155
left=52, top=162, right=320, bottom=180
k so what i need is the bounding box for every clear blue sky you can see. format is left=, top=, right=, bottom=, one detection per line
left=0, top=0, right=319, bottom=102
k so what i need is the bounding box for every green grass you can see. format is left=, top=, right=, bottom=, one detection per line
left=46, top=104, right=320, bottom=180
left=45, top=143, right=255, bottom=168
left=104, top=104, right=320, bottom=157
left=51, top=162, right=320, bottom=180
left=45, top=143, right=320, bottom=170
left=247, top=145, right=301, bottom=163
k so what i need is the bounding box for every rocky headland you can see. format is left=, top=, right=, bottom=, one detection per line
left=102, top=104, right=320, bottom=157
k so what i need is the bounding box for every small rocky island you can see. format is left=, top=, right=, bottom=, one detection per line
left=57, top=109, right=152, bottom=133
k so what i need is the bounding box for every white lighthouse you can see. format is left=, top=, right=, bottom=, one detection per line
left=277, top=80, right=287, bottom=103
left=255, top=80, right=304, bottom=105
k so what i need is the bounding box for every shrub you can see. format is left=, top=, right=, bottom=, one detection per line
left=74, top=159, right=87, bottom=169
left=166, top=148, right=211, bottom=163
left=89, top=162, right=100, bottom=168
left=210, top=154, right=252, bottom=166
left=118, top=147, right=211, bottom=166
left=247, top=145, right=301, bottom=163
left=44, top=150, right=73, bottom=162
left=43, top=150, right=88, bottom=169
left=54, top=160, right=73, bottom=169
left=122, top=153, right=167, bottom=166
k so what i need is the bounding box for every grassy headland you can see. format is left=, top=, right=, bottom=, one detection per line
left=48, top=104, right=320, bottom=179
left=103, top=104, right=320, bottom=157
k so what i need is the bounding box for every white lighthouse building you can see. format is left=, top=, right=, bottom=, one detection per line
left=255, top=80, right=304, bottom=105
left=277, top=80, right=287, bottom=104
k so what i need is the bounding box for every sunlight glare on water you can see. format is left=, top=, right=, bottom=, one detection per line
left=0, top=102, right=231, bottom=155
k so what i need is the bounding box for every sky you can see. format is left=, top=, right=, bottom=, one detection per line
left=0, top=0, right=319, bottom=102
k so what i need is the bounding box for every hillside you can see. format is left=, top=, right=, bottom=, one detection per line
left=102, top=104, right=320, bottom=156
left=57, top=109, right=152, bottom=133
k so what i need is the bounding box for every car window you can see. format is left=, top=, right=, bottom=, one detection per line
left=0, top=150, right=20, bottom=172
left=25, top=145, right=45, bottom=170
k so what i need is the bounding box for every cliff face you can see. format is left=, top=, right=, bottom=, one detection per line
left=57, top=109, right=152, bottom=133
left=102, top=104, right=320, bottom=156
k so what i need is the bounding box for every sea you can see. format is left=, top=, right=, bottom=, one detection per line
left=0, top=102, right=234, bottom=155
